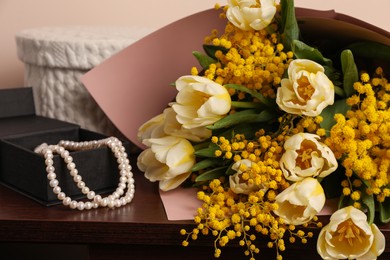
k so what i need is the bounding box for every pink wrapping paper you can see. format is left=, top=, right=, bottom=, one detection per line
left=81, top=8, right=389, bottom=221
left=81, top=8, right=225, bottom=149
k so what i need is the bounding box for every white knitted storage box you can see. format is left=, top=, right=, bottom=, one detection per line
left=16, top=26, right=153, bottom=136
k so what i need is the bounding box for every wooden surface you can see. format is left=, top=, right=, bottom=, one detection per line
left=0, top=154, right=389, bottom=259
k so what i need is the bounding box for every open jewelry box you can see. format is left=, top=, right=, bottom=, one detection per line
left=0, top=87, right=132, bottom=206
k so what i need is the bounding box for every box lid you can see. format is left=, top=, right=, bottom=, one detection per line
left=0, top=87, right=35, bottom=118
left=0, top=87, right=79, bottom=138
left=15, top=26, right=154, bottom=69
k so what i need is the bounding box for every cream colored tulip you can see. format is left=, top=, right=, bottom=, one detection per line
left=138, top=107, right=212, bottom=143
left=171, top=75, right=231, bottom=129
left=137, top=111, right=166, bottom=141
left=276, top=59, right=334, bottom=116
left=317, top=206, right=385, bottom=260
left=137, top=136, right=195, bottom=191
left=273, top=177, right=325, bottom=225
left=163, top=107, right=212, bottom=142
left=280, top=133, right=338, bottom=182
left=226, top=0, right=277, bottom=31
left=229, top=159, right=267, bottom=194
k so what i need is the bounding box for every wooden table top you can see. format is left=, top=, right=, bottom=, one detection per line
left=0, top=154, right=194, bottom=246
left=0, top=154, right=389, bottom=256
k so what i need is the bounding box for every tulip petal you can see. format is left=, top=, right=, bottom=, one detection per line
left=159, top=172, right=192, bottom=191
left=172, top=75, right=231, bottom=129
left=276, top=59, right=334, bottom=116
left=357, top=224, right=385, bottom=260
left=273, top=177, right=325, bottom=225
left=316, top=206, right=385, bottom=260
left=226, top=0, right=276, bottom=31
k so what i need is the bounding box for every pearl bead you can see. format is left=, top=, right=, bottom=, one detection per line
left=77, top=181, right=86, bottom=189
left=108, top=200, right=115, bottom=208
left=70, top=169, right=78, bottom=176
left=70, top=201, right=77, bottom=209
left=118, top=183, right=126, bottom=190
left=67, top=162, right=76, bottom=170
left=73, top=175, right=82, bottom=182
left=85, top=202, right=92, bottom=210
left=37, top=136, right=135, bottom=210
left=63, top=197, right=71, bottom=206
left=45, top=158, right=53, bottom=165
left=57, top=146, right=65, bottom=153
left=115, top=200, right=122, bottom=207
left=46, top=166, right=55, bottom=173
left=81, top=186, right=90, bottom=194
left=77, top=202, right=85, bottom=211
left=57, top=192, right=66, bottom=200
left=61, top=150, right=69, bottom=157
left=47, top=173, right=56, bottom=180
left=87, top=191, right=95, bottom=200
left=53, top=186, right=61, bottom=194
left=49, top=179, right=59, bottom=187
left=94, top=195, right=102, bottom=203
left=101, top=198, right=108, bottom=207
left=64, top=156, right=72, bottom=163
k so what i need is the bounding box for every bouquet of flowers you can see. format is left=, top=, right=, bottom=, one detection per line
left=136, top=0, right=389, bottom=259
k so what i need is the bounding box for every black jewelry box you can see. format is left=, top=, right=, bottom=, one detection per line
left=0, top=87, right=131, bottom=206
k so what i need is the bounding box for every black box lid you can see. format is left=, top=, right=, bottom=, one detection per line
left=0, top=87, right=35, bottom=118
left=0, top=87, right=79, bottom=138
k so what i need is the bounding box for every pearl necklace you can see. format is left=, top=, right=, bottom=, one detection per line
left=34, top=137, right=135, bottom=210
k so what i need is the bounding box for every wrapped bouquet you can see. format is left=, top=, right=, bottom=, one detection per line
left=136, top=0, right=389, bottom=259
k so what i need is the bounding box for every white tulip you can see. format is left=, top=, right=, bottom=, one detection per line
left=276, top=59, right=335, bottom=116
left=273, top=177, right=325, bottom=225
left=137, top=136, right=195, bottom=191
left=229, top=159, right=267, bottom=194
left=317, top=206, right=385, bottom=260
left=172, top=75, right=231, bottom=129
left=280, top=133, right=338, bottom=182
left=226, top=0, right=277, bottom=31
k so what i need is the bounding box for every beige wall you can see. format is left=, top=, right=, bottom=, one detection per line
left=1, top=0, right=389, bottom=89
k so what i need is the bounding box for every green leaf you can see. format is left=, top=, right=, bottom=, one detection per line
left=280, top=0, right=299, bottom=51
left=203, top=45, right=228, bottom=60
left=191, top=158, right=221, bottom=172
left=346, top=41, right=390, bottom=62
left=320, top=99, right=350, bottom=135
left=225, top=84, right=276, bottom=108
left=207, top=109, right=276, bottom=130
left=358, top=177, right=376, bottom=224
left=195, top=166, right=228, bottom=182
left=361, top=192, right=375, bottom=225
left=193, top=141, right=211, bottom=151
left=379, top=198, right=390, bottom=223
left=192, top=51, right=216, bottom=70
left=334, top=85, right=346, bottom=98
left=194, top=143, right=220, bottom=158
left=340, top=50, right=358, bottom=98
left=231, top=101, right=267, bottom=109
left=292, top=40, right=333, bottom=70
